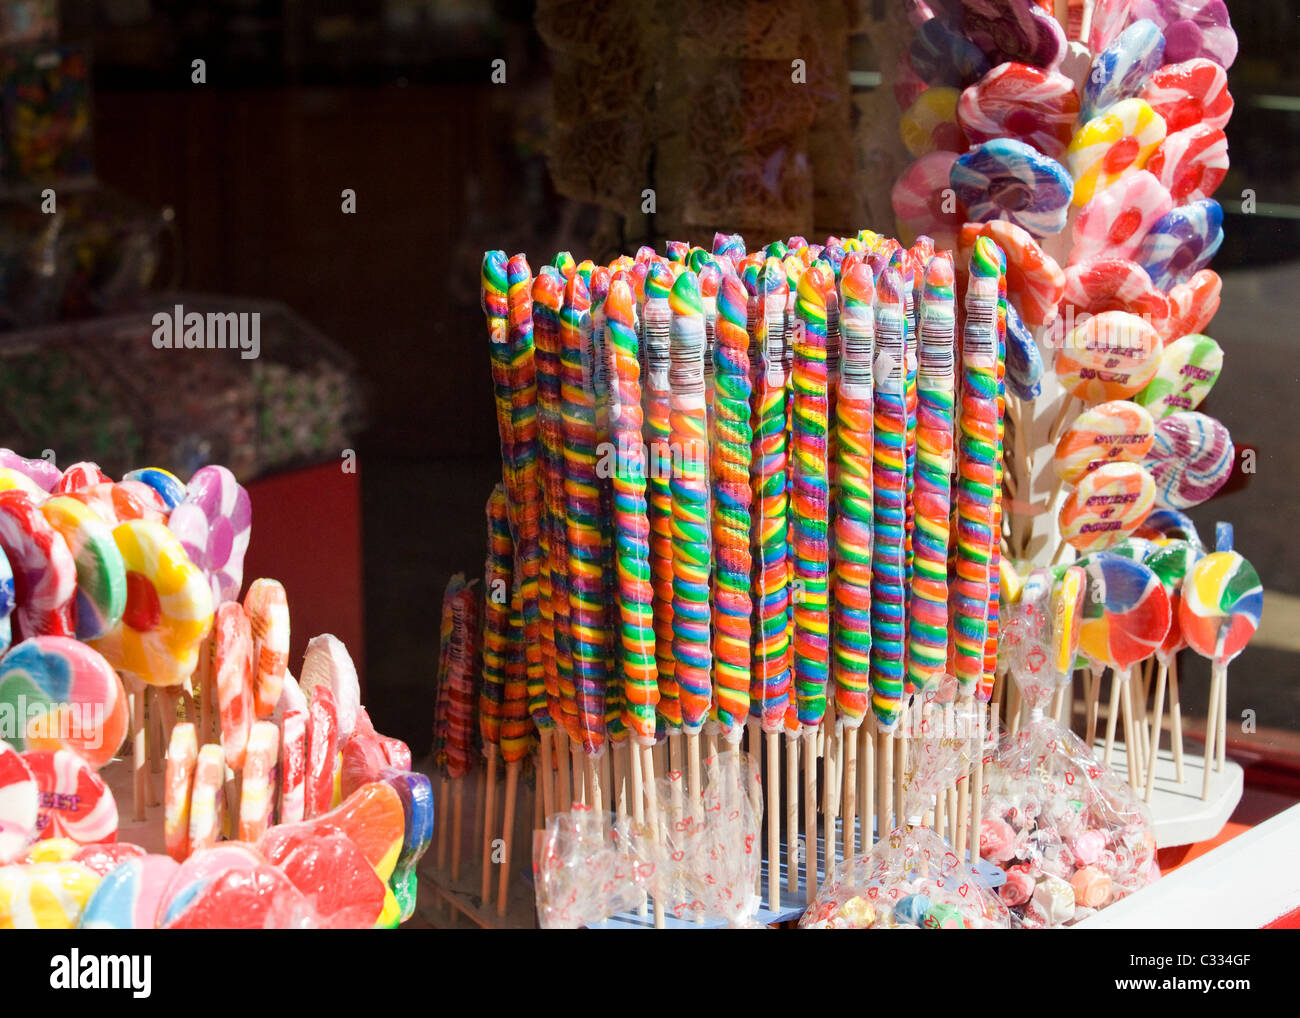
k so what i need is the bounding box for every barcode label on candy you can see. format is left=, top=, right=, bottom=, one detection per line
left=644, top=308, right=671, bottom=392
left=703, top=298, right=717, bottom=380
left=840, top=313, right=873, bottom=399
left=963, top=297, right=997, bottom=366
left=826, top=303, right=842, bottom=376
left=920, top=318, right=954, bottom=375
left=670, top=320, right=706, bottom=402
left=764, top=295, right=787, bottom=386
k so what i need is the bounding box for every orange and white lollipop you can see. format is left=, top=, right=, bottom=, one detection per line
left=1056, top=310, right=1162, bottom=403
left=1060, top=461, right=1157, bottom=553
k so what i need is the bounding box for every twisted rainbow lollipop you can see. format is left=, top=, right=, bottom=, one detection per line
left=983, top=246, right=1008, bottom=701
left=480, top=486, right=512, bottom=753
left=905, top=252, right=956, bottom=695
left=709, top=273, right=753, bottom=741
left=832, top=259, right=875, bottom=728
left=604, top=277, right=659, bottom=745
left=749, top=258, right=793, bottom=733
left=668, top=270, right=712, bottom=733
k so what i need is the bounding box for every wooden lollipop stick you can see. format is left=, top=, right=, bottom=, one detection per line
left=480, top=744, right=498, bottom=907
left=599, top=747, right=613, bottom=813
left=129, top=679, right=147, bottom=822
left=1120, top=671, right=1139, bottom=789
left=861, top=724, right=874, bottom=849
left=1202, top=662, right=1222, bottom=800
left=822, top=723, right=837, bottom=866
left=685, top=731, right=702, bottom=823
left=496, top=760, right=519, bottom=917
left=1145, top=660, right=1169, bottom=803
left=555, top=730, right=572, bottom=812
left=533, top=768, right=544, bottom=830
left=894, top=725, right=906, bottom=828
left=954, top=765, right=969, bottom=858
left=1217, top=665, right=1228, bottom=773
left=587, top=755, right=603, bottom=815
left=669, top=732, right=685, bottom=831
left=785, top=732, right=799, bottom=897
left=627, top=739, right=648, bottom=918
left=878, top=726, right=894, bottom=836
left=803, top=728, right=818, bottom=901
left=451, top=777, right=465, bottom=882
left=539, top=733, right=556, bottom=822
left=639, top=744, right=665, bottom=929
left=1169, top=655, right=1186, bottom=782
left=437, top=775, right=450, bottom=870
left=1103, top=669, right=1122, bottom=766
left=613, top=741, right=628, bottom=824
left=766, top=730, right=781, bottom=912
left=1085, top=668, right=1101, bottom=748
left=842, top=727, right=858, bottom=862
left=572, top=743, right=587, bottom=806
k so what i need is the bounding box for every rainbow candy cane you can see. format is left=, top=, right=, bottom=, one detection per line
left=870, top=267, right=909, bottom=730
left=791, top=265, right=832, bottom=728
left=709, top=272, right=753, bottom=741
left=832, top=259, right=875, bottom=729
left=949, top=237, right=1003, bottom=697
left=604, top=277, right=660, bottom=744
left=749, top=258, right=792, bottom=733
left=905, top=253, right=956, bottom=695
left=669, top=270, right=712, bottom=733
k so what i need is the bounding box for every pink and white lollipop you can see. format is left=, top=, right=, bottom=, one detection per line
left=957, top=62, right=1080, bottom=160
left=168, top=465, right=251, bottom=605
left=0, top=740, right=38, bottom=863
left=1140, top=58, right=1233, bottom=133
left=23, top=749, right=119, bottom=845
left=55, top=463, right=111, bottom=494
left=0, top=491, right=77, bottom=641
left=1070, top=170, right=1174, bottom=266
left=1062, top=259, right=1171, bottom=325
left=1146, top=124, right=1228, bottom=204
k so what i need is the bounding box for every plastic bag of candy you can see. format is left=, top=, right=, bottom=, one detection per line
left=801, top=681, right=1010, bottom=930
left=649, top=751, right=763, bottom=927
left=979, top=570, right=1159, bottom=928
left=531, top=805, right=654, bottom=929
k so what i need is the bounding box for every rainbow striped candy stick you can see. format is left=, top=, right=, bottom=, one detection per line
left=481, top=486, right=512, bottom=752
left=832, top=259, right=875, bottom=729
left=888, top=248, right=918, bottom=598
left=782, top=256, right=804, bottom=689
left=699, top=260, right=722, bottom=440
left=905, top=253, right=957, bottom=695
left=749, top=257, right=792, bottom=733
left=983, top=251, right=1009, bottom=702
left=669, top=270, right=712, bottom=733
left=505, top=255, right=546, bottom=735
left=532, top=268, right=571, bottom=733
left=666, top=240, right=689, bottom=264
left=791, top=264, right=832, bottom=728
left=502, top=583, right=533, bottom=763
left=870, top=267, right=908, bottom=730
left=824, top=258, right=842, bottom=510
left=604, top=276, right=659, bottom=745
left=559, top=273, right=606, bottom=754
left=948, top=237, right=1002, bottom=697
left=643, top=260, right=681, bottom=731
left=482, top=252, right=514, bottom=484
left=709, top=272, right=754, bottom=742
left=552, top=251, right=575, bottom=279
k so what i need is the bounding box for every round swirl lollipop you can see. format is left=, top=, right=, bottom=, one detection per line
left=1181, top=551, right=1260, bottom=666
left=1005, top=301, right=1043, bottom=400
left=1056, top=310, right=1162, bottom=403
left=1134, top=507, right=1202, bottom=545
left=1070, top=170, right=1174, bottom=266
left=1054, top=400, right=1156, bottom=484
left=0, top=492, right=76, bottom=641
left=55, top=463, right=111, bottom=494
left=0, top=637, right=127, bottom=769
left=1129, top=0, right=1237, bottom=68
left=1146, top=124, right=1228, bottom=203
left=1081, top=19, right=1167, bottom=123
left=976, top=220, right=1065, bottom=327
left=0, top=741, right=37, bottom=863
left=1161, top=268, right=1221, bottom=342
left=1079, top=553, right=1172, bottom=671
left=39, top=496, right=126, bottom=641
left=167, top=465, right=252, bottom=606
left=24, top=749, right=119, bottom=845
left=892, top=151, right=963, bottom=245
left=961, top=0, right=1067, bottom=69
left=122, top=468, right=186, bottom=512
left=1133, top=333, right=1222, bottom=419
left=952, top=138, right=1074, bottom=236
left=900, top=87, right=967, bottom=156
left=1062, top=258, right=1170, bottom=324
left=1067, top=98, right=1168, bottom=207
left=1143, top=410, right=1233, bottom=510
left=0, top=451, right=59, bottom=493
left=1060, top=461, right=1157, bottom=552
left=957, top=62, right=1080, bottom=160
left=1146, top=539, right=1202, bottom=661
left=910, top=16, right=991, bottom=87
left=90, top=520, right=215, bottom=688
left=1135, top=198, right=1224, bottom=291
left=1140, top=58, right=1233, bottom=133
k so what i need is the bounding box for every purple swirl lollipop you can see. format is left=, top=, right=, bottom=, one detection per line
left=0, top=450, right=59, bottom=493
left=951, top=138, right=1074, bottom=236
left=1081, top=20, right=1167, bottom=123
left=1134, top=198, right=1223, bottom=291
left=960, top=0, right=1067, bottom=69
left=1142, top=411, right=1233, bottom=510
left=167, top=465, right=251, bottom=605
left=1129, top=0, right=1237, bottom=68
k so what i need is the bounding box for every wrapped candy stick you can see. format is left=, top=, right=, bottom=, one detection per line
left=479, top=485, right=511, bottom=905
left=559, top=274, right=607, bottom=773
left=832, top=259, right=875, bottom=860
left=905, top=253, right=956, bottom=696
left=709, top=272, right=753, bottom=742
left=749, top=258, right=794, bottom=732
left=892, top=249, right=918, bottom=589
left=482, top=252, right=514, bottom=488
left=984, top=251, right=1009, bottom=704
left=949, top=237, right=1003, bottom=697
left=668, top=269, right=711, bottom=774
left=643, top=261, right=681, bottom=734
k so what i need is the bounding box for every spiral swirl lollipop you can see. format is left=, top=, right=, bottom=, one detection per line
left=604, top=278, right=659, bottom=745
left=668, top=271, right=711, bottom=735
left=750, top=258, right=793, bottom=733
left=1140, top=57, right=1233, bottom=133
left=984, top=246, right=1009, bottom=702
left=1067, top=98, right=1168, bottom=208
left=790, top=265, right=831, bottom=730
left=643, top=260, right=681, bottom=732
left=559, top=273, right=606, bottom=756
left=905, top=253, right=956, bottom=696
left=957, top=62, right=1080, bottom=161
left=832, top=260, right=875, bottom=729
left=891, top=249, right=919, bottom=591
left=1080, top=19, right=1168, bottom=123
left=1135, top=198, right=1224, bottom=291
left=1143, top=410, right=1234, bottom=510
left=1181, top=549, right=1260, bottom=797
left=948, top=237, right=1001, bottom=699
left=709, top=274, right=753, bottom=741
left=532, top=270, right=572, bottom=734
left=870, top=266, right=909, bottom=729
left=480, top=486, right=511, bottom=753
left=482, top=250, right=514, bottom=478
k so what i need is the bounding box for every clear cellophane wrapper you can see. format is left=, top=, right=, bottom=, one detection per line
left=531, top=806, right=656, bottom=929
left=650, top=751, right=763, bottom=927
left=979, top=605, right=1160, bottom=928
left=802, top=681, right=1010, bottom=929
